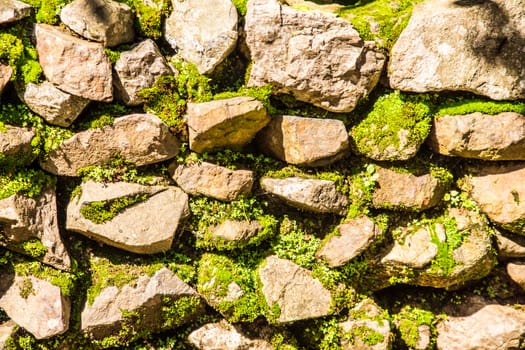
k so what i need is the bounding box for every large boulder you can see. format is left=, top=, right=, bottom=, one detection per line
left=389, top=0, right=525, bottom=100
left=245, top=0, right=385, bottom=113
left=40, top=114, right=179, bottom=176
left=0, top=125, right=36, bottom=167
left=35, top=24, right=113, bottom=102
left=0, top=0, right=31, bottom=24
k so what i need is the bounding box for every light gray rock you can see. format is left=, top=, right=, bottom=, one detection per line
left=506, top=262, right=525, bottom=291
left=19, top=81, right=89, bottom=127
left=164, top=0, right=238, bottom=74
left=0, top=0, right=31, bottom=24
left=114, top=39, right=173, bottom=106
left=260, top=176, right=348, bottom=215
left=35, top=24, right=113, bottom=102
left=66, top=181, right=189, bottom=254
left=389, top=0, right=525, bottom=100
left=40, top=114, right=179, bottom=176
left=60, top=0, right=134, bottom=47
left=170, top=161, right=254, bottom=201
left=0, top=125, right=36, bottom=167
left=495, top=231, right=525, bottom=259
left=0, top=320, right=17, bottom=348
left=186, top=96, right=269, bottom=153
left=429, top=112, right=525, bottom=160
left=0, top=63, right=12, bottom=94
left=257, top=115, right=349, bottom=167
left=209, top=219, right=263, bottom=244
left=245, top=0, right=385, bottom=112
left=258, top=255, right=332, bottom=323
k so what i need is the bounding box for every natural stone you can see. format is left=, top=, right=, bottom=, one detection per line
left=0, top=320, right=17, bottom=348
left=0, top=0, right=31, bottom=24
left=169, top=161, right=254, bottom=201
left=60, top=0, right=134, bottom=47
left=113, top=39, right=173, bottom=106
left=186, top=97, right=269, bottom=153
left=0, top=63, right=12, bottom=94
left=389, top=0, right=525, bottom=100
left=506, top=262, right=525, bottom=290
left=316, top=216, right=382, bottom=267
left=164, top=0, right=238, bottom=74
left=66, top=181, right=189, bottom=254
left=260, top=176, right=348, bottom=215
left=245, top=0, right=385, bottom=112
left=40, top=114, right=179, bottom=176
left=495, top=231, right=525, bottom=259
left=209, top=219, right=263, bottom=245
left=429, top=112, right=525, bottom=160
left=35, top=24, right=113, bottom=102
left=0, top=125, right=36, bottom=167
left=257, top=115, right=349, bottom=167
left=258, top=255, right=332, bottom=323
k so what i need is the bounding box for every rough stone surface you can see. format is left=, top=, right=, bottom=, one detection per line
left=0, top=125, right=35, bottom=166
left=0, top=187, right=71, bottom=271
left=66, top=181, right=189, bottom=254
left=0, top=63, right=12, bottom=94
left=0, top=320, right=17, bottom=348
left=506, top=262, right=525, bottom=290
left=114, top=39, right=173, bottom=106
left=496, top=231, right=525, bottom=259
left=60, top=0, right=134, bottom=47
left=35, top=24, right=113, bottom=102
left=260, top=176, right=348, bottom=215
left=164, top=0, right=238, bottom=74
left=258, top=255, right=332, bottom=323
left=209, top=220, right=263, bottom=243
left=429, top=112, right=525, bottom=160
left=40, top=114, right=179, bottom=176
left=19, top=81, right=90, bottom=127
left=170, top=161, right=254, bottom=201
left=389, top=0, right=525, bottom=100
left=186, top=97, right=270, bottom=153
left=316, top=216, right=382, bottom=267
left=245, top=0, right=385, bottom=112
left=257, top=115, right=349, bottom=167
left=0, top=0, right=31, bottom=24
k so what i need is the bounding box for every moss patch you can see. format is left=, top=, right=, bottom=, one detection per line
left=80, top=193, right=149, bottom=224
left=436, top=97, right=525, bottom=116
left=394, top=305, right=436, bottom=349
left=0, top=25, right=43, bottom=83
left=13, top=259, right=76, bottom=297
left=0, top=169, right=55, bottom=200
left=117, top=0, right=171, bottom=40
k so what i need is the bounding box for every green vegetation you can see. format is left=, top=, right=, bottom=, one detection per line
left=0, top=26, right=42, bottom=84
left=232, top=0, right=248, bottom=16
left=80, top=193, right=149, bottom=224
left=394, top=305, right=436, bottom=348
left=22, top=0, right=71, bottom=24
left=117, top=0, right=171, bottom=40
left=436, top=97, right=525, bottom=117
left=4, top=238, right=49, bottom=259
left=0, top=169, right=55, bottom=200
left=18, top=277, right=35, bottom=299
left=76, top=155, right=162, bottom=184
left=428, top=216, right=467, bottom=276
left=13, top=259, right=77, bottom=297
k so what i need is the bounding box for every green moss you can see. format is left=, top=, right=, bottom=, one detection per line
left=80, top=193, right=149, bottom=224
left=0, top=102, right=41, bottom=127
left=302, top=317, right=344, bottom=350
left=161, top=295, right=203, bottom=329
left=0, top=169, right=55, bottom=200
left=13, top=260, right=76, bottom=297
left=214, top=84, right=276, bottom=115
left=117, top=0, right=170, bottom=40
left=77, top=155, right=160, bottom=184
left=436, top=97, right=525, bottom=117
left=232, top=0, right=247, bottom=16
left=38, top=124, right=75, bottom=157
left=18, top=277, right=35, bottom=299
left=342, top=325, right=385, bottom=346
left=73, top=102, right=131, bottom=131
left=428, top=216, right=467, bottom=276
left=22, top=0, right=71, bottom=24
left=0, top=29, right=43, bottom=84
left=394, top=306, right=436, bottom=349
left=345, top=163, right=378, bottom=219
left=19, top=239, right=48, bottom=258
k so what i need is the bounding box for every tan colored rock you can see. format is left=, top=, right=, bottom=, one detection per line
left=506, top=262, right=525, bottom=290
left=0, top=63, right=12, bottom=94
left=0, top=0, right=31, bottom=24
left=0, top=125, right=35, bottom=167
left=495, top=231, right=525, bottom=259
left=210, top=220, right=263, bottom=244
left=0, top=320, right=17, bottom=348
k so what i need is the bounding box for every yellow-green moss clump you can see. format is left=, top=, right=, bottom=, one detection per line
left=0, top=169, right=55, bottom=200
left=393, top=305, right=436, bottom=348
left=435, top=96, right=525, bottom=116
left=80, top=193, right=149, bottom=224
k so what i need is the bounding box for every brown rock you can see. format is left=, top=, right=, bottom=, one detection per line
left=495, top=231, right=525, bottom=259
left=0, top=63, right=12, bottom=94
left=0, top=0, right=31, bottom=24
left=506, top=262, right=525, bottom=290
left=209, top=220, right=263, bottom=244
left=0, top=125, right=36, bottom=167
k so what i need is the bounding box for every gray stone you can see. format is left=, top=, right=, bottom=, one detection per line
left=209, top=220, right=263, bottom=244
left=0, top=63, right=12, bottom=94
left=260, top=176, right=348, bottom=215
left=506, top=262, right=525, bottom=291
left=495, top=231, right=525, bottom=259
left=60, top=0, right=134, bottom=47
left=35, top=24, right=113, bottom=102
left=245, top=0, right=385, bottom=112
left=0, top=0, right=31, bottom=24
left=0, top=125, right=36, bottom=167
left=389, top=0, right=525, bottom=100
left=164, top=0, right=238, bottom=74
left=66, top=181, right=189, bottom=254
left=257, top=115, right=349, bottom=167
left=40, top=114, right=179, bottom=176
left=0, top=320, right=16, bottom=349
left=186, top=97, right=270, bottom=153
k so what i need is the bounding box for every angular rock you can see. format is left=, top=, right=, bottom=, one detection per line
left=186, top=97, right=270, bottom=153
left=40, top=114, right=179, bottom=176
left=495, top=231, right=525, bottom=259
left=506, top=262, right=525, bottom=290
left=389, top=0, right=525, bottom=100
left=258, top=255, right=332, bottom=323
left=164, top=0, right=238, bottom=74
left=429, top=112, right=525, bottom=160
left=0, top=320, right=17, bottom=348
left=66, top=181, right=189, bottom=254
left=209, top=219, right=263, bottom=245
left=114, top=39, right=173, bottom=106
left=0, top=0, right=31, bottom=24
left=257, top=115, right=349, bottom=167
left=60, top=0, right=134, bottom=47
left=0, top=63, right=12, bottom=94
left=260, top=176, right=348, bottom=215
left=316, top=216, right=382, bottom=267
left=35, top=24, right=113, bottom=102
left=19, top=81, right=89, bottom=127
left=0, top=187, right=71, bottom=271
left=0, top=125, right=36, bottom=167
left=169, top=161, right=254, bottom=201
left=245, top=0, right=385, bottom=113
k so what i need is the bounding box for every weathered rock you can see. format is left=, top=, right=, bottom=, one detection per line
left=0, top=187, right=71, bottom=271
left=82, top=267, right=204, bottom=341
left=209, top=219, right=263, bottom=245
left=436, top=304, right=525, bottom=350
left=429, top=112, right=525, bottom=160
left=66, top=181, right=189, bottom=254
left=257, top=115, right=349, bottom=166
left=40, top=114, right=179, bottom=176
left=495, top=231, right=525, bottom=259
left=0, top=273, right=70, bottom=339
left=0, top=0, right=31, bottom=24
left=60, top=0, right=134, bottom=47
left=260, top=176, right=348, bottom=215
left=19, top=81, right=89, bottom=127
left=506, top=262, right=525, bottom=290
left=188, top=320, right=273, bottom=350
left=186, top=97, right=269, bottom=153
left=389, top=0, right=525, bottom=100
left=113, top=39, right=173, bottom=106
left=0, top=320, right=17, bottom=348
left=0, top=63, right=12, bottom=94
left=316, top=216, right=382, bottom=267
left=169, top=161, right=254, bottom=201
left=0, top=125, right=36, bottom=167
left=372, top=167, right=448, bottom=211
left=258, top=255, right=332, bottom=323
left=245, top=0, right=385, bottom=112
left=35, top=24, right=113, bottom=102
left=164, top=0, right=238, bottom=74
